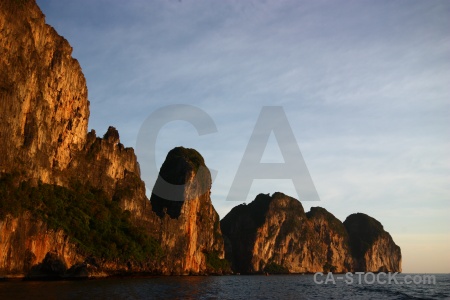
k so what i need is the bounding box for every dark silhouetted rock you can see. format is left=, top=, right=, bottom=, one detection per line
left=344, top=213, right=402, bottom=272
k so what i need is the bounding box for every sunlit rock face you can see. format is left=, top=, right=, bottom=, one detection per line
left=151, top=147, right=226, bottom=274
left=0, top=0, right=154, bottom=276
left=0, top=0, right=89, bottom=184
left=221, top=193, right=401, bottom=274
left=65, top=127, right=153, bottom=223
left=0, top=0, right=152, bottom=223
left=0, top=0, right=153, bottom=223
left=0, top=0, right=226, bottom=277
left=0, top=212, right=80, bottom=278
left=0, top=0, right=87, bottom=277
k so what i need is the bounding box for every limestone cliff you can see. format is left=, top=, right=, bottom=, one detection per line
left=0, top=0, right=150, bottom=223
left=344, top=213, right=402, bottom=272
left=0, top=212, right=80, bottom=278
left=0, top=0, right=89, bottom=184
left=150, top=147, right=227, bottom=274
left=221, top=193, right=401, bottom=274
left=65, top=127, right=153, bottom=223
left=306, top=207, right=354, bottom=273
left=0, top=0, right=225, bottom=277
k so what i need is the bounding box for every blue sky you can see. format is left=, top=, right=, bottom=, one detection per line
left=36, top=0, right=450, bottom=273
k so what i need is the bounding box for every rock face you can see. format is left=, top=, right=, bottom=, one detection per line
left=0, top=0, right=149, bottom=223
left=306, top=207, right=354, bottom=273
left=0, top=0, right=89, bottom=184
left=0, top=212, right=80, bottom=278
left=150, top=147, right=226, bottom=274
left=0, top=0, right=225, bottom=277
left=221, top=193, right=401, bottom=273
left=0, top=0, right=88, bottom=277
left=66, top=127, right=153, bottom=222
left=344, top=213, right=402, bottom=272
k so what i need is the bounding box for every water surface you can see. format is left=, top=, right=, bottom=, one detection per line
left=0, top=274, right=448, bottom=299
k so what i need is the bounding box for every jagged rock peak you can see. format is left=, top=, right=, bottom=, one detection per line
left=221, top=192, right=312, bottom=273
left=160, top=146, right=206, bottom=184
left=103, top=126, right=120, bottom=144
left=225, top=192, right=305, bottom=228
left=221, top=193, right=401, bottom=274
left=344, top=213, right=385, bottom=250
left=306, top=207, right=348, bottom=236
left=151, top=147, right=210, bottom=218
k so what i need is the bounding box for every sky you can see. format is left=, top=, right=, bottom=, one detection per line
left=35, top=0, right=450, bottom=273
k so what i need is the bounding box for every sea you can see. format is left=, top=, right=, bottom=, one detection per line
left=0, top=274, right=449, bottom=299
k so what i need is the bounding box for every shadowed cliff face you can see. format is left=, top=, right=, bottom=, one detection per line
left=151, top=147, right=207, bottom=219
left=344, top=213, right=402, bottom=272
left=150, top=147, right=228, bottom=274
left=221, top=193, right=401, bottom=274
left=220, top=194, right=273, bottom=273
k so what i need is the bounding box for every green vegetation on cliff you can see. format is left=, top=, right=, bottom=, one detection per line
left=204, top=250, right=230, bottom=273
left=0, top=173, right=161, bottom=263
left=264, top=262, right=289, bottom=274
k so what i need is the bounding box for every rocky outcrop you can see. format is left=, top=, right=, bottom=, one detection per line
left=0, top=0, right=150, bottom=224
left=344, top=213, right=402, bottom=272
left=0, top=211, right=160, bottom=279
left=0, top=0, right=226, bottom=277
left=306, top=207, right=354, bottom=273
left=150, top=147, right=227, bottom=274
left=221, top=193, right=401, bottom=274
left=65, top=127, right=154, bottom=223
left=0, top=1, right=89, bottom=275
left=0, top=0, right=89, bottom=184
left=0, top=212, right=80, bottom=278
